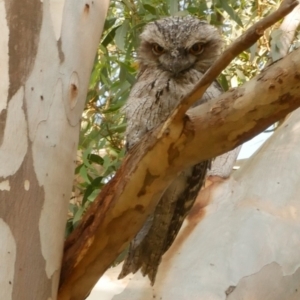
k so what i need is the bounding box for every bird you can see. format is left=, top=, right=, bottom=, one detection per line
left=118, top=15, right=223, bottom=285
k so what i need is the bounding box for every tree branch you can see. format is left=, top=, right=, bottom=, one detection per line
left=171, top=0, right=298, bottom=122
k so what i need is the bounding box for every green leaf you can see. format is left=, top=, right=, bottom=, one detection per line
left=82, top=185, right=94, bottom=205
left=115, top=20, right=129, bottom=52
left=219, top=0, right=243, bottom=27
left=87, top=189, right=101, bottom=202
left=68, top=203, right=77, bottom=215
left=109, top=123, right=126, bottom=133
left=101, top=25, right=120, bottom=47
left=122, top=0, right=134, bottom=10
left=91, top=176, right=103, bottom=187
left=75, top=163, right=83, bottom=175
left=218, top=74, right=229, bottom=91
left=65, top=220, right=74, bottom=238
left=168, top=0, right=178, bottom=15
left=79, top=165, right=91, bottom=184
left=102, top=101, right=125, bottom=113
left=143, top=4, right=157, bottom=15
left=87, top=153, right=104, bottom=165
left=73, top=206, right=85, bottom=226
left=104, top=18, right=117, bottom=31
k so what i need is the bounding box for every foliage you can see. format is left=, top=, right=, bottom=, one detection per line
left=66, top=0, right=299, bottom=236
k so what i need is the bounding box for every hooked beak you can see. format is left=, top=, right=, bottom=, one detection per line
left=168, top=58, right=191, bottom=76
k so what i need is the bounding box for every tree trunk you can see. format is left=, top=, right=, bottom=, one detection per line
left=0, top=1, right=109, bottom=299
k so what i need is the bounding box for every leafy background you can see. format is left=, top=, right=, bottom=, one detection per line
left=66, top=0, right=300, bottom=236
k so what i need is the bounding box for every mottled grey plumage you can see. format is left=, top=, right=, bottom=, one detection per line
left=119, top=15, right=223, bottom=284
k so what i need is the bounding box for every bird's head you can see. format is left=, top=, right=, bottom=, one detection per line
left=138, top=16, right=223, bottom=77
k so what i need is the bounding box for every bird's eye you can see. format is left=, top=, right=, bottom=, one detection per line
left=189, top=42, right=204, bottom=55
left=152, top=43, right=165, bottom=55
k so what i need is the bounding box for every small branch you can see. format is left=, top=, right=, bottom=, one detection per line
left=169, top=0, right=299, bottom=123
left=175, top=48, right=300, bottom=167
left=201, top=0, right=300, bottom=179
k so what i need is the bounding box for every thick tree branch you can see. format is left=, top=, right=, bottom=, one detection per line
left=206, top=1, right=300, bottom=179
left=177, top=49, right=300, bottom=166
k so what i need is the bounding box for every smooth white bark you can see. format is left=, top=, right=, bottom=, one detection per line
left=0, top=0, right=109, bottom=299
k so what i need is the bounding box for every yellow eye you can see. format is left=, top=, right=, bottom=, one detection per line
left=152, top=43, right=165, bottom=55
left=189, top=42, right=204, bottom=55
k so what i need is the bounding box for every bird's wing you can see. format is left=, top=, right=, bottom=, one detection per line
left=119, top=81, right=222, bottom=284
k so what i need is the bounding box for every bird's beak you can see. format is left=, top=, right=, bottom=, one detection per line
left=169, top=58, right=190, bottom=76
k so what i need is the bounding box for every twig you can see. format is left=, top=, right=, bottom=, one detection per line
left=169, top=0, right=299, bottom=124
